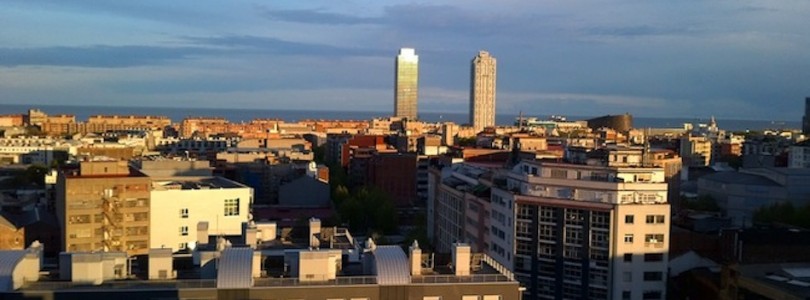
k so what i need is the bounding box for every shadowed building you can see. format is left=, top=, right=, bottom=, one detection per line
left=587, top=114, right=633, bottom=132
left=470, top=50, right=497, bottom=133
left=395, top=48, right=419, bottom=120
left=803, top=97, right=810, bottom=135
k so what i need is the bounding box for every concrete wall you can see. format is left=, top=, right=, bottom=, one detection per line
left=150, top=185, right=252, bottom=251
left=612, top=203, right=670, bottom=300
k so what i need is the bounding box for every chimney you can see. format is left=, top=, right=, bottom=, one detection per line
left=409, top=240, right=421, bottom=276
left=309, top=218, right=321, bottom=248
left=243, top=222, right=257, bottom=249
left=452, top=243, right=471, bottom=276
left=197, top=221, right=209, bottom=246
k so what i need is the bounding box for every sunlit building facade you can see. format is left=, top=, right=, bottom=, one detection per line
left=470, top=50, right=497, bottom=132
left=395, top=48, right=419, bottom=120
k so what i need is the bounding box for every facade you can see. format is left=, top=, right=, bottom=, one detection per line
left=56, top=161, right=152, bottom=256
left=680, top=136, right=712, bottom=167
left=487, top=160, right=670, bottom=300
left=587, top=114, right=633, bottom=132
left=149, top=177, right=252, bottom=251
left=395, top=48, right=419, bottom=120
left=470, top=50, right=497, bottom=133
left=789, top=140, right=810, bottom=168
left=431, top=163, right=494, bottom=253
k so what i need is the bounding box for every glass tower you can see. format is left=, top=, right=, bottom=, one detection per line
left=395, top=48, right=419, bottom=120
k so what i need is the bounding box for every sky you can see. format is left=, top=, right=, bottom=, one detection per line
left=0, top=0, right=808, bottom=120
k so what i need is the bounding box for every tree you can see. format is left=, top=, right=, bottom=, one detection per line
left=682, top=195, right=721, bottom=212
left=335, top=186, right=398, bottom=235
left=754, top=202, right=810, bottom=228
left=12, top=164, right=49, bottom=187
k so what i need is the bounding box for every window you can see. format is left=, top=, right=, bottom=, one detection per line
left=180, top=226, right=188, bottom=236
left=180, top=208, right=189, bottom=218
left=643, top=272, right=663, bottom=281
left=642, top=291, right=662, bottom=300
left=625, top=215, right=634, bottom=224
left=646, top=215, right=665, bottom=224
left=624, top=253, right=633, bottom=262
left=483, top=296, right=502, bottom=300
left=551, top=169, right=567, bottom=179
left=622, top=271, right=632, bottom=282
left=178, top=242, right=188, bottom=249
left=224, top=198, right=240, bottom=216
left=624, top=234, right=634, bottom=243
left=644, top=253, right=664, bottom=262
left=645, top=234, right=665, bottom=244
left=622, top=291, right=631, bottom=300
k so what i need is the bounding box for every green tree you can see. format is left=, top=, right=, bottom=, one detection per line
left=682, top=195, right=721, bottom=212
left=12, top=164, right=49, bottom=187
left=754, top=202, right=810, bottom=228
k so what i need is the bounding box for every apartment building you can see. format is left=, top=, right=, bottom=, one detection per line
left=490, top=160, right=670, bottom=300
left=56, top=160, right=152, bottom=256
left=149, top=177, right=252, bottom=251
left=431, top=163, right=494, bottom=254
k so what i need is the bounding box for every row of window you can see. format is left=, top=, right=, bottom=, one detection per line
left=624, top=234, right=665, bottom=244
left=623, top=253, right=665, bottom=262
left=623, top=290, right=663, bottom=300
left=622, top=271, right=664, bottom=282
left=624, top=214, right=666, bottom=224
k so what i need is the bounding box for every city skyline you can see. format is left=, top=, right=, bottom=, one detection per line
left=1, top=1, right=809, bottom=120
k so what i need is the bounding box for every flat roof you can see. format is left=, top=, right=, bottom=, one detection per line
left=152, top=176, right=247, bottom=191
left=700, top=171, right=779, bottom=186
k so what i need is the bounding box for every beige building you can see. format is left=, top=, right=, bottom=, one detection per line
left=470, top=50, right=497, bottom=132
left=395, top=48, right=419, bottom=120
left=487, top=160, right=669, bottom=300
left=56, top=160, right=152, bottom=256
left=680, top=135, right=712, bottom=166
left=149, top=177, right=252, bottom=251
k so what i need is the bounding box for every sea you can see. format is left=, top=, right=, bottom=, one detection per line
left=0, top=104, right=800, bottom=132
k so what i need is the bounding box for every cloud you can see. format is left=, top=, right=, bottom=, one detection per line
left=259, top=7, right=380, bottom=25
left=184, top=35, right=387, bottom=57
left=0, top=45, right=218, bottom=68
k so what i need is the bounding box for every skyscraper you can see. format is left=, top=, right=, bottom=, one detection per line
left=803, top=97, right=810, bottom=135
left=470, top=50, right=497, bottom=132
left=395, top=48, right=419, bottom=120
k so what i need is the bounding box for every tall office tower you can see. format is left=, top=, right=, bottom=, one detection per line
left=470, top=51, right=497, bottom=132
left=803, top=97, right=810, bottom=135
left=395, top=48, right=419, bottom=120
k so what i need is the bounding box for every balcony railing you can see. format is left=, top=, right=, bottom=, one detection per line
left=411, top=274, right=511, bottom=284
left=254, top=276, right=377, bottom=287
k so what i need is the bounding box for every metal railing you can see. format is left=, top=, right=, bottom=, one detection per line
left=22, top=279, right=217, bottom=291
left=411, top=274, right=511, bottom=284
left=254, top=276, right=377, bottom=287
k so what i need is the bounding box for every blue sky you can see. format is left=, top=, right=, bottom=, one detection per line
left=0, top=0, right=808, bottom=120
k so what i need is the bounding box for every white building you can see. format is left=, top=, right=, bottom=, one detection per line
left=489, top=160, right=670, bottom=300
left=0, top=137, right=77, bottom=164
left=789, top=140, right=810, bottom=168
left=149, top=177, right=252, bottom=251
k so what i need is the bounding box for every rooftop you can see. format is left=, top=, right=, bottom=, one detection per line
left=151, top=177, right=247, bottom=191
